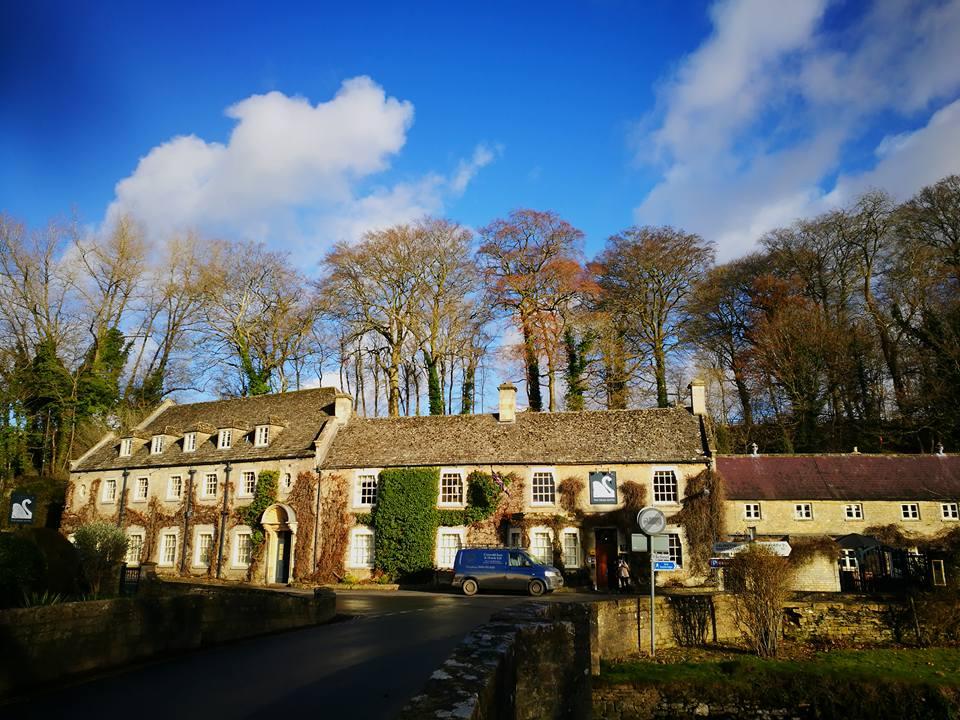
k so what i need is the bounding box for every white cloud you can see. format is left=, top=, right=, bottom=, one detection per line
left=634, top=0, right=960, bottom=259
left=106, top=77, right=495, bottom=264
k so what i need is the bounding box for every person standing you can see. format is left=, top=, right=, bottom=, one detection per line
left=618, top=556, right=631, bottom=592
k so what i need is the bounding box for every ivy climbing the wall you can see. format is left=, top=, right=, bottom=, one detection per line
left=238, top=470, right=279, bottom=549
left=669, top=467, right=725, bottom=574
left=372, top=467, right=439, bottom=579
left=438, top=470, right=509, bottom=527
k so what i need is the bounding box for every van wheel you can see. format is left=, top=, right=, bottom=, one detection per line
left=528, top=579, right=545, bottom=597
left=462, top=578, right=478, bottom=596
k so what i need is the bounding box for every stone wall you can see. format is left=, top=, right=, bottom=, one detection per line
left=0, top=582, right=336, bottom=697
left=399, top=602, right=593, bottom=720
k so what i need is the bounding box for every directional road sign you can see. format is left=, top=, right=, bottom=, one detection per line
left=654, top=561, right=677, bottom=571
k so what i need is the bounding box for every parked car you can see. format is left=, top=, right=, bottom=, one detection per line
left=451, top=547, right=564, bottom=596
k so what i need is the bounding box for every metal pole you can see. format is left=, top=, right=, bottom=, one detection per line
left=313, top=466, right=322, bottom=573
left=215, top=462, right=231, bottom=578
left=117, top=469, right=129, bottom=527
left=181, top=468, right=195, bottom=574
left=650, top=551, right=656, bottom=657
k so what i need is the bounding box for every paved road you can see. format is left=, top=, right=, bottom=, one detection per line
left=4, top=589, right=598, bottom=719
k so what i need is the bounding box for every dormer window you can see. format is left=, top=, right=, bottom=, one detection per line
left=120, top=438, right=133, bottom=457
left=184, top=432, right=197, bottom=452
left=218, top=429, right=232, bottom=450
left=151, top=436, right=164, bottom=455
left=255, top=425, right=269, bottom=447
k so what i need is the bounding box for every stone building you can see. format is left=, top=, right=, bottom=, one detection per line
left=718, top=453, right=960, bottom=590
left=65, top=382, right=712, bottom=588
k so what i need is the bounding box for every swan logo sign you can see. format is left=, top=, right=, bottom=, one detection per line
left=589, top=471, right=618, bottom=505
left=9, top=492, right=36, bottom=525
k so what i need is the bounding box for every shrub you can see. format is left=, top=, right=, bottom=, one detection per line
left=668, top=594, right=713, bottom=646
left=373, top=467, right=439, bottom=579
left=0, top=532, right=45, bottom=608
left=28, top=527, right=84, bottom=596
left=74, top=522, right=128, bottom=596
left=726, top=545, right=794, bottom=657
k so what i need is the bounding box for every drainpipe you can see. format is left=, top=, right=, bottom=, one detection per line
left=216, top=462, right=232, bottom=578
left=117, top=469, right=130, bottom=527
left=313, top=466, right=322, bottom=574
left=181, top=468, right=195, bottom=574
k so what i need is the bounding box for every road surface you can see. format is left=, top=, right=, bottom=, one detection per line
left=3, top=589, right=598, bottom=719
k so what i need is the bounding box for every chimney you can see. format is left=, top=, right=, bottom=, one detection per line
left=688, top=379, right=706, bottom=416
left=498, top=382, right=517, bottom=423
left=333, top=393, right=353, bottom=426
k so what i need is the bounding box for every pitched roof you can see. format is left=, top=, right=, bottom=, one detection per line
left=717, top=454, right=960, bottom=501
left=322, top=406, right=707, bottom=469
left=73, top=387, right=339, bottom=472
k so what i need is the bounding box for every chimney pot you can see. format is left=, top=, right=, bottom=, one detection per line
left=498, top=382, right=517, bottom=423
left=333, top=393, right=353, bottom=426
left=688, top=379, right=706, bottom=416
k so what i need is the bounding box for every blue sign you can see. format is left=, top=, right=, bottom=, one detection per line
left=654, top=561, right=677, bottom=571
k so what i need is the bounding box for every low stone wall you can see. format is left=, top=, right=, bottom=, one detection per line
left=0, top=582, right=336, bottom=697
left=399, top=602, right=593, bottom=720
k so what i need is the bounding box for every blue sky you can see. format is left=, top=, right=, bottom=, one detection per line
left=3, top=0, right=960, bottom=269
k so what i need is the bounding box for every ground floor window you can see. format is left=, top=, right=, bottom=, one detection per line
left=667, top=533, right=683, bottom=567
left=126, top=534, right=144, bottom=564
left=562, top=530, right=580, bottom=568
left=508, top=529, right=522, bottom=548
left=437, top=530, right=463, bottom=569
left=234, top=532, right=253, bottom=567
left=194, top=532, right=214, bottom=567
left=530, top=529, right=552, bottom=564
left=349, top=528, right=375, bottom=569
left=840, top=548, right=858, bottom=571
left=159, top=533, right=178, bottom=566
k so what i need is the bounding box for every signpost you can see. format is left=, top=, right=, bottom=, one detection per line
left=636, top=506, right=667, bottom=658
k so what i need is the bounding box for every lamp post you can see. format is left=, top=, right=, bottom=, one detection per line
left=313, top=466, right=322, bottom=573
left=215, top=461, right=232, bottom=578
left=181, top=468, right=195, bottom=574
left=117, top=469, right=130, bottom=527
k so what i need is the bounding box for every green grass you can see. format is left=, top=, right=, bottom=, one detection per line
left=601, top=648, right=960, bottom=687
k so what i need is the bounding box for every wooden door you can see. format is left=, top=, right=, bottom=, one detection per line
left=595, top=529, right=617, bottom=590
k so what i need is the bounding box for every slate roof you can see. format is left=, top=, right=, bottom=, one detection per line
left=74, top=387, right=339, bottom=471
left=322, top=406, right=707, bottom=468
left=718, top=455, right=960, bottom=501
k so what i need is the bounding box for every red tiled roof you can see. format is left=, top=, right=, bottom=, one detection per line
left=717, top=454, right=960, bottom=501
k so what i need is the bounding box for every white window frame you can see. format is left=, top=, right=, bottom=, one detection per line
left=283, top=472, right=293, bottom=490
left=159, top=532, right=178, bottom=566
left=840, top=548, right=858, bottom=571
left=436, top=527, right=466, bottom=569
left=218, top=429, right=232, bottom=450
left=529, top=526, right=553, bottom=564
left=203, top=473, right=218, bottom=498
left=239, top=470, right=257, bottom=497
left=126, top=532, right=145, bottom=565
left=193, top=529, right=215, bottom=568
left=901, top=503, right=920, bottom=521
left=134, top=476, right=149, bottom=502
left=941, top=502, right=959, bottom=521
left=151, top=436, right=164, bottom=455
left=167, top=475, right=183, bottom=501
left=561, top=528, right=581, bottom=568
left=254, top=425, right=269, bottom=447
left=183, top=432, right=197, bottom=452
left=530, top=467, right=557, bottom=506
left=232, top=529, right=253, bottom=568
left=794, top=503, right=813, bottom=520
left=439, top=468, right=465, bottom=507
left=652, top=467, right=679, bottom=505
left=354, top=471, right=379, bottom=508
left=102, top=478, right=118, bottom=503
left=348, top=527, right=375, bottom=569
left=743, top=503, right=761, bottom=520
left=843, top=503, right=864, bottom=521
left=667, top=532, right=683, bottom=568
left=119, top=438, right=133, bottom=457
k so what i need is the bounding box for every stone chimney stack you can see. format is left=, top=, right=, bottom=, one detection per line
left=333, top=392, right=353, bottom=426
left=498, top=382, right=517, bottom=423
left=688, top=379, right=706, bottom=416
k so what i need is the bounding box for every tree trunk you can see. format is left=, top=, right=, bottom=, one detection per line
left=461, top=359, right=477, bottom=414
left=653, top=340, right=668, bottom=408
left=387, top=346, right=401, bottom=417
left=423, top=351, right=443, bottom=415
left=606, top=331, right=628, bottom=410
left=521, top=316, right=543, bottom=412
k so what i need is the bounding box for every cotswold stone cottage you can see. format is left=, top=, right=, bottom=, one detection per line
left=65, top=383, right=711, bottom=588
left=64, top=382, right=960, bottom=590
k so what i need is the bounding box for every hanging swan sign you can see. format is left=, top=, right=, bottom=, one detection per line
left=589, top=471, right=618, bottom=505
left=9, top=492, right=36, bottom=525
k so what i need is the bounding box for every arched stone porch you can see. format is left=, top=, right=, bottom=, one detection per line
left=261, top=503, right=298, bottom=585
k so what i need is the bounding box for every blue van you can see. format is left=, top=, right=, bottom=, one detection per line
left=451, top=548, right=563, bottom=596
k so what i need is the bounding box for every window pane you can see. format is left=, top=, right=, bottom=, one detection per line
left=351, top=532, right=374, bottom=567
left=359, top=475, right=378, bottom=505
left=668, top=534, right=683, bottom=566
left=126, top=535, right=143, bottom=564
left=532, top=472, right=555, bottom=504
left=441, top=473, right=463, bottom=504
left=531, top=531, right=552, bottom=563
left=562, top=532, right=580, bottom=567
left=205, top=474, right=218, bottom=496
left=236, top=534, right=252, bottom=565
left=437, top=532, right=462, bottom=568
left=653, top=471, right=678, bottom=503
left=197, top=533, right=213, bottom=565
left=161, top=534, right=177, bottom=564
